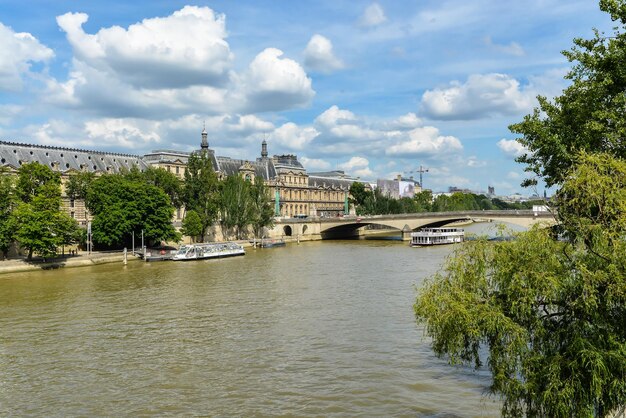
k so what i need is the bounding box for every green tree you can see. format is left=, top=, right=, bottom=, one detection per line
left=509, top=0, right=626, bottom=187
left=473, top=194, right=495, bottom=210
left=415, top=153, right=625, bottom=417
left=249, top=176, right=275, bottom=239
left=413, top=190, right=433, bottom=212
left=86, top=174, right=179, bottom=248
left=182, top=151, right=219, bottom=240
left=219, top=174, right=253, bottom=240
left=0, top=169, right=15, bottom=258
left=181, top=210, right=203, bottom=243
left=15, top=161, right=60, bottom=203
left=65, top=171, right=95, bottom=200
left=349, top=182, right=372, bottom=209
left=143, top=166, right=183, bottom=208
left=12, top=162, right=80, bottom=259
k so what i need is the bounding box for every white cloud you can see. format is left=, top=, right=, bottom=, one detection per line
left=467, top=156, right=486, bottom=168
left=84, top=119, right=161, bottom=148
left=315, top=105, right=357, bottom=128
left=352, top=167, right=375, bottom=179
left=386, top=126, right=462, bottom=157
left=497, top=138, right=528, bottom=158
left=0, top=105, right=24, bottom=125
left=270, top=122, right=319, bottom=150
left=49, top=8, right=315, bottom=118
left=26, top=113, right=277, bottom=153
left=314, top=105, right=379, bottom=143
left=507, top=171, right=522, bottom=180
left=0, top=22, right=54, bottom=91
left=300, top=157, right=331, bottom=171
left=388, top=112, right=422, bottom=130
left=360, top=3, right=387, bottom=28
left=303, top=34, right=344, bottom=74
left=57, top=6, right=233, bottom=89
left=420, top=73, right=535, bottom=120
left=44, top=59, right=230, bottom=118
left=31, top=118, right=162, bottom=150
left=338, top=156, right=374, bottom=179
left=223, top=114, right=274, bottom=133
left=484, top=36, right=525, bottom=56
left=239, top=48, right=315, bottom=112
left=339, top=156, right=369, bottom=171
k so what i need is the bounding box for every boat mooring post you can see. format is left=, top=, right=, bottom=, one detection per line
left=141, top=229, right=146, bottom=262
left=123, top=247, right=127, bottom=265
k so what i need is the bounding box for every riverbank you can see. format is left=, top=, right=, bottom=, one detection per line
left=0, top=239, right=291, bottom=275
left=0, top=252, right=139, bottom=275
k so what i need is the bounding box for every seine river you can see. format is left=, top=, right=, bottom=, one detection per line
left=0, top=225, right=507, bottom=417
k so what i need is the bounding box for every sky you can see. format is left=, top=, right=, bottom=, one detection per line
left=0, top=0, right=616, bottom=195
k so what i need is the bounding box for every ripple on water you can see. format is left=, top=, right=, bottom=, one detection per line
left=0, top=239, right=501, bottom=417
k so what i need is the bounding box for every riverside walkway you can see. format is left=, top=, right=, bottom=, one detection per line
left=0, top=251, right=133, bottom=275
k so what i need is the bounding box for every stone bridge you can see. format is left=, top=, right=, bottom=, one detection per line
left=268, top=210, right=557, bottom=241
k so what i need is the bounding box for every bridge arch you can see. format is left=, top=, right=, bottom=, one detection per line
left=272, top=211, right=556, bottom=241
left=319, top=218, right=473, bottom=239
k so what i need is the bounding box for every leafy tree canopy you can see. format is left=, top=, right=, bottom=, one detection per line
left=12, top=162, right=80, bottom=259
left=15, top=161, right=60, bottom=203
left=0, top=168, right=15, bottom=257
left=142, top=166, right=182, bottom=208
left=66, top=171, right=95, bottom=200
left=415, top=153, right=626, bottom=417
left=219, top=174, right=253, bottom=240
left=349, top=182, right=371, bottom=207
left=181, top=210, right=203, bottom=243
left=249, top=176, right=275, bottom=239
left=182, top=151, right=219, bottom=240
left=510, top=0, right=626, bottom=187
left=86, top=173, right=179, bottom=248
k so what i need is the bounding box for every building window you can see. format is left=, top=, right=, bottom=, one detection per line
left=176, top=166, right=180, bottom=174
left=70, top=199, right=75, bottom=208
left=70, top=211, right=75, bottom=219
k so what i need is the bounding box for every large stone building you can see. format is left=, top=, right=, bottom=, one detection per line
left=0, top=140, right=150, bottom=226
left=0, top=129, right=367, bottom=227
left=144, top=128, right=362, bottom=218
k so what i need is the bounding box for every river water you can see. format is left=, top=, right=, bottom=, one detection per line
left=0, top=224, right=507, bottom=417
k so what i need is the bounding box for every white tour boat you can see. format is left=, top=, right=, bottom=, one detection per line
left=410, top=227, right=464, bottom=246
left=173, top=242, right=245, bottom=261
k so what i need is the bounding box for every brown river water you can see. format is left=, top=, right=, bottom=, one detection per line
left=0, top=224, right=508, bottom=417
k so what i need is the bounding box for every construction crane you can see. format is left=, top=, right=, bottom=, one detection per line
left=404, top=165, right=429, bottom=190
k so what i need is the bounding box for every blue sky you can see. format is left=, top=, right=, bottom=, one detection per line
left=0, top=0, right=615, bottom=195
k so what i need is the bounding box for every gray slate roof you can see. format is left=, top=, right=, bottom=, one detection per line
left=308, top=175, right=353, bottom=191
left=0, top=141, right=149, bottom=173
left=216, top=156, right=275, bottom=180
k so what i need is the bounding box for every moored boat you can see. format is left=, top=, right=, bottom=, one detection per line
left=172, top=242, right=245, bottom=261
left=410, top=227, right=464, bottom=246
left=257, top=238, right=286, bottom=248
